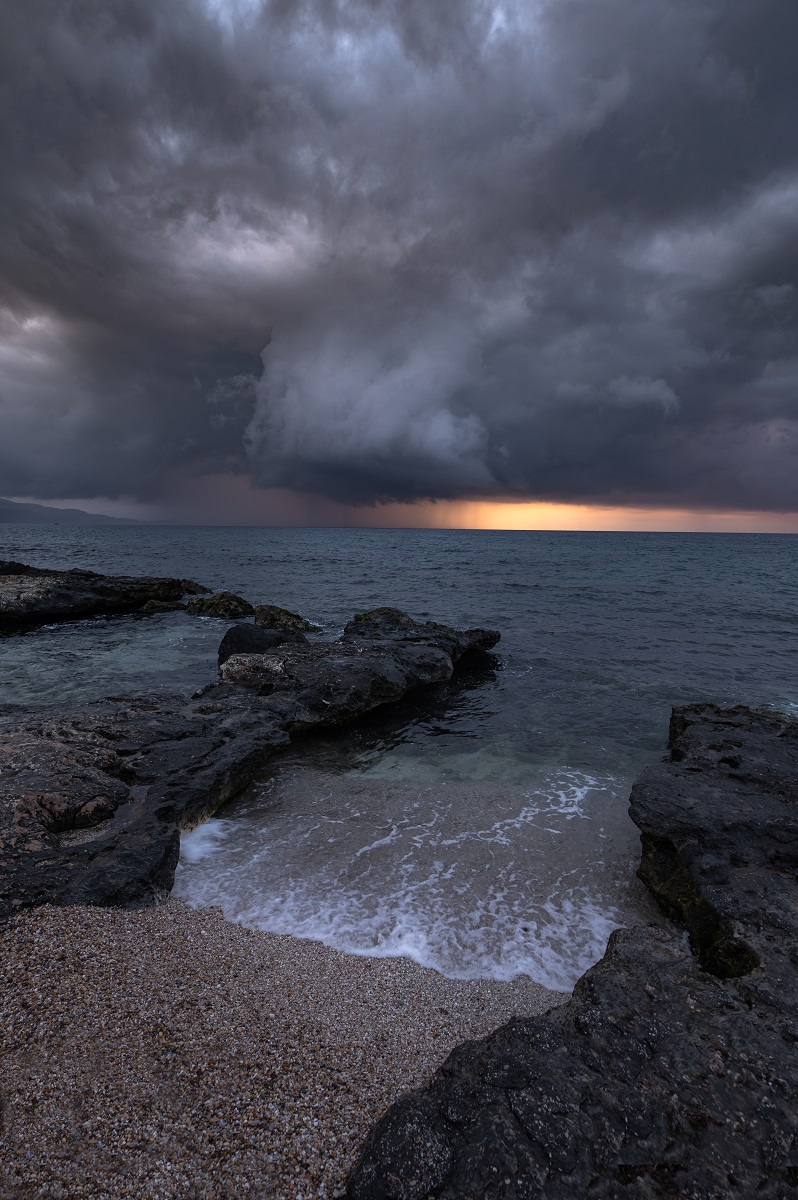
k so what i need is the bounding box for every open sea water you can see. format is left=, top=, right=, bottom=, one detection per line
left=2, top=525, right=796, bottom=991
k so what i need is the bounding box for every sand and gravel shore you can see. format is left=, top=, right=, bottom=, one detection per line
left=1, top=900, right=565, bottom=1200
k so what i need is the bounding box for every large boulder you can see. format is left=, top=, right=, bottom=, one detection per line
left=347, top=704, right=798, bottom=1199
left=217, top=623, right=307, bottom=667
left=186, top=591, right=254, bottom=619
left=0, top=560, right=208, bottom=630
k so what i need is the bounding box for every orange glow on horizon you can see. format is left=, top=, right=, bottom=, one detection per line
left=17, top=479, right=798, bottom=533
left=367, top=499, right=798, bottom=534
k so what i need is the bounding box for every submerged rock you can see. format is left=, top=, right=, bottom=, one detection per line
left=217, top=623, right=306, bottom=666
left=0, top=607, right=499, bottom=914
left=186, top=591, right=254, bottom=618
left=347, top=703, right=798, bottom=1199
left=0, top=560, right=208, bottom=630
left=254, top=603, right=319, bottom=633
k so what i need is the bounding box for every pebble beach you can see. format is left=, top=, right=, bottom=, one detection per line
left=0, top=900, right=565, bottom=1199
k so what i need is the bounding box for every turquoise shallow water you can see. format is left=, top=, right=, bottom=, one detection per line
left=2, top=525, right=796, bottom=988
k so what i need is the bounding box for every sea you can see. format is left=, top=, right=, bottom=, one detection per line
left=2, top=525, right=796, bottom=992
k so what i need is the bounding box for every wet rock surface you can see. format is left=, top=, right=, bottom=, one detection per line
left=138, top=598, right=187, bottom=614
left=0, top=606, right=499, bottom=915
left=347, top=703, right=798, bottom=1199
left=254, top=602, right=320, bottom=633
left=216, top=622, right=306, bottom=666
left=219, top=607, right=498, bottom=730
left=0, top=692, right=288, bottom=916
left=186, top=590, right=255, bottom=618
left=0, top=560, right=208, bottom=629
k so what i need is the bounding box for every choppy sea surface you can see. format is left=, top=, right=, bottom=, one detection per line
left=2, top=525, right=796, bottom=990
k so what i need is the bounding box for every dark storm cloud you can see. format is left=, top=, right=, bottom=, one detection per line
left=1, top=0, right=797, bottom=509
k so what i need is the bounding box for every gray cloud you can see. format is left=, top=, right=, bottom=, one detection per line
left=1, top=0, right=797, bottom=511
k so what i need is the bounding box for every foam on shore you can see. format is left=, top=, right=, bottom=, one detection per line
left=174, top=764, right=657, bottom=992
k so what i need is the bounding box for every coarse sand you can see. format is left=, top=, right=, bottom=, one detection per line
left=1, top=899, right=566, bottom=1199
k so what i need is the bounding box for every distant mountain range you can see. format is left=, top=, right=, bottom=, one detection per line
left=0, top=497, right=142, bottom=526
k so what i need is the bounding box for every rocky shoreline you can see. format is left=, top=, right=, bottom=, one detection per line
left=348, top=703, right=798, bottom=1198
left=0, top=563, right=500, bottom=916
left=2, top=560, right=796, bottom=1197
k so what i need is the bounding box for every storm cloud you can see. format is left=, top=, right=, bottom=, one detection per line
left=1, top=0, right=797, bottom=511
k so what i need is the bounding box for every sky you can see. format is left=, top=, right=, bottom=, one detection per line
left=1, top=0, right=797, bottom=529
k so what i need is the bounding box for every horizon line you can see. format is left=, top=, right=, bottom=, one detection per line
left=5, top=493, right=798, bottom=534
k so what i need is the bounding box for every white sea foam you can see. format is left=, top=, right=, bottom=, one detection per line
left=178, top=819, right=234, bottom=864
left=176, top=861, right=624, bottom=992
left=173, top=765, right=647, bottom=992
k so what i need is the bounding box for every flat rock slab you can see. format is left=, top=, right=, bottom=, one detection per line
left=0, top=560, right=209, bottom=629
left=0, top=606, right=499, bottom=914
left=347, top=703, right=798, bottom=1199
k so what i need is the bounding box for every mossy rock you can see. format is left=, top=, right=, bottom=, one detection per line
left=350, top=607, right=417, bottom=628
left=139, top=599, right=187, bottom=614
left=254, top=603, right=319, bottom=633
left=187, top=592, right=255, bottom=619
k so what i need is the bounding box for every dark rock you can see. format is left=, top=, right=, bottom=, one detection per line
left=186, top=591, right=254, bottom=618
left=0, top=692, right=288, bottom=913
left=0, top=560, right=208, bottom=630
left=217, top=623, right=306, bottom=667
left=0, top=607, right=499, bottom=914
left=0, top=561, right=38, bottom=575
left=221, top=608, right=499, bottom=730
left=254, top=603, right=320, bottom=633
left=344, top=607, right=500, bottom=658
left=139, top=599, right=187, bottom=614
left=347, top=703, right=798, bottom=1199
left=633, top=703, right=798, bottom=982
